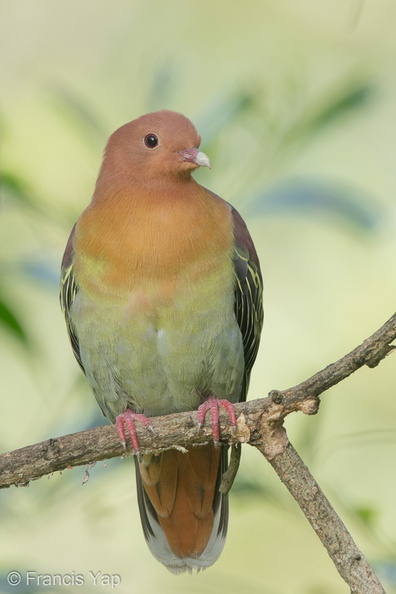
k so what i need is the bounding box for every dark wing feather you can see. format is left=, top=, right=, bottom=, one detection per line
left=60, top=224, right=85, bottom=372
left=232, top=207, right=263, bottom=400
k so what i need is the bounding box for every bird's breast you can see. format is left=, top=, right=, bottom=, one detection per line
left=70, top=186, right=243, bottom=417
left=72, top=188, right=235, bottom=304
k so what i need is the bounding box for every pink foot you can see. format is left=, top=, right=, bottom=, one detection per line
left=116, top=409, right=153, bottom=454
left=197, top=396, right=237, bottom=444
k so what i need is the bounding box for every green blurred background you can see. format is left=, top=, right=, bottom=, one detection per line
left=1, top=1, right=395, bottom=593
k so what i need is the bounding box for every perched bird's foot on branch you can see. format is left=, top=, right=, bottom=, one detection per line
left=116, top=409, right=153, bottom=455
left=197, top=396, right=237, bottom=445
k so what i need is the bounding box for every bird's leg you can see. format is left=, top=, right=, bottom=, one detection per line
left=219, top=443, right=242, bottom=494
left=116, top=409, right=153, bottom=455
left=197, top=395, right=237, bottom=445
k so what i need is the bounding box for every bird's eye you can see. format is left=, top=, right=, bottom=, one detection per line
left=144, top=133, right=159, bottom=149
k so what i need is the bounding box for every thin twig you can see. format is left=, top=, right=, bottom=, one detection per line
left=269, top=311, right=396, bottom=412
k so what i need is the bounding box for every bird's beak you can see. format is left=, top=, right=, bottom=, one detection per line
left=178, top=147, right=211, bottom=169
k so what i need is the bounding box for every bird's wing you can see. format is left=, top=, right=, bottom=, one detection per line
left=231, top=207, right=263, bottom=398
left=60, top=224, right=84, bottom=371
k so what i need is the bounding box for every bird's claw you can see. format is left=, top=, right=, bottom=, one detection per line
left=197, top=396, right=237, bottom=445
left=116, top=409, right=153, bottom=456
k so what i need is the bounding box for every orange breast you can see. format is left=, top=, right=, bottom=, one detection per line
left=72, top=183, right=234, bottom=302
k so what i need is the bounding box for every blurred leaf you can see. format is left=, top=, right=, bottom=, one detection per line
left=232, top=475, right=269, bottom=497
left=1, top=168, right=79, bottom=228
left=0, top=297, right=29, bottom=346
left=20, top=258, right=60, bottom=288
left=0, top=170, right=62, bottom=225
left=0, top=171, right=36, bottom=209
left=283, top=78, right=375, bottom=150
left=354, top=505, right=378, bottom=528
left=49, top=84, right=107, bottom=146
left=196, top=88, right=258, bottom=144
left=305, top=81, right=373, bottom=135
left=247, top=177, right=380, bottom=232
left=213, top=75, right=376, bottom=207
left=232, top=473, right=291, bottom=512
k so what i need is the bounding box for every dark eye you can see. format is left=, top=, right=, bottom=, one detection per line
left=144, top=133, right=159, bottom=148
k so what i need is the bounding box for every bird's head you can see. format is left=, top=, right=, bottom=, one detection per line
left=100, top=110, right=211, bottom=186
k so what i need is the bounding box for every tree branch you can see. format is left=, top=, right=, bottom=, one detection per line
left=268, top=311, right=396, bottom=413
left=261, top=441, right=386, bottom=593
left=1, top=312, right=395, bottom=592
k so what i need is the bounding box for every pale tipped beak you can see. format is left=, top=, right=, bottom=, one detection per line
left=178, top=147, right=211, bottom=169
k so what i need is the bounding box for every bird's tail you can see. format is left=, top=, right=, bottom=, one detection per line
left=135, top=444, right=228, bottom=573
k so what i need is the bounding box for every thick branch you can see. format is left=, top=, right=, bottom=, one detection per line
left=259, top=439, right=386, bottom=594
left=0, top=313, right=394, bottom=593
left=1, top=312, right=395, bottom=488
